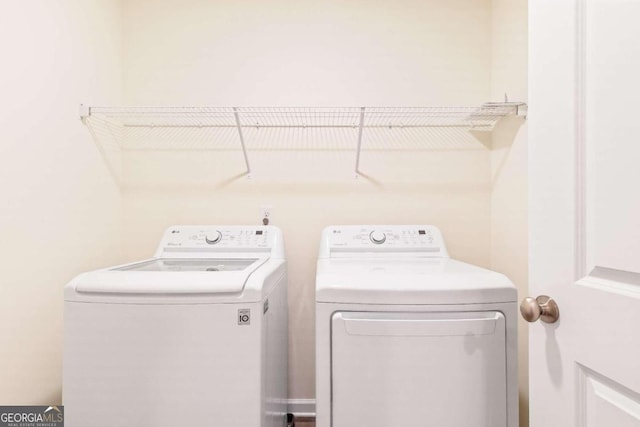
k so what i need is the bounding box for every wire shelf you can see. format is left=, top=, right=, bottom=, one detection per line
left=81, top=103, right=526, bottom=182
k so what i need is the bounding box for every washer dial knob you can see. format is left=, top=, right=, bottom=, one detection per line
left=205, top=231, right=222, bottom=245
left=369, top=230, right=387, bottom=244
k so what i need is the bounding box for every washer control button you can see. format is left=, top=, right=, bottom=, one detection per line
left=369, top=230, right=387, bottom=244
left=205, top=231, right=223, bottom=245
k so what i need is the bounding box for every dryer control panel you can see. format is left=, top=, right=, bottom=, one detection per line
left=319, top=225, right=448, bottom=258
left=155, top=225, right=285, bottom=258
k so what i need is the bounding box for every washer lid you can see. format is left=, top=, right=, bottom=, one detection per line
left=72, top=257, right=267, bottom=295
left=112, top=258, right=258, bottom=272
left=315, top=258, right=517, bottom=305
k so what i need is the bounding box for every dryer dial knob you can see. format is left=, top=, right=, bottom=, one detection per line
left=205, top=231, right=222, bottom=245
left=369, top=231, right=387, bottom=244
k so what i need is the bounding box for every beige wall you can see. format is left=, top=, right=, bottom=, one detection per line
left=490, top=0, right=529, bottom=425
left=121, top=0, right=496, bottom=400
left=123, top=0, right=491, bottom=106
left=0, top=1, right=124, bottom=404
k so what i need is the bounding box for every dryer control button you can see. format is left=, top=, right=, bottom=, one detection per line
left=205, top=231, right=222, bottom=245
left=369, top=231, right=387, bottom=244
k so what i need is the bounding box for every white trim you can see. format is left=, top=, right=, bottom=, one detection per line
left=577, top=267, right=640, bottom=299
left=287, top=399, right=316, bottom=418
left=574, top=0, right=588, bottom=281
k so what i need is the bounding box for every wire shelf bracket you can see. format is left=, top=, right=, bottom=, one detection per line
left=232, top=107, right=252, bottom=178
left=354, top=107, right=366, bottom=178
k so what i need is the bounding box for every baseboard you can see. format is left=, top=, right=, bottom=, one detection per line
left=287, top=398, right=316, bottom=419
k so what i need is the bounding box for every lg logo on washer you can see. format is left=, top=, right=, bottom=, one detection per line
left=238, top=309, right=251, bottom=325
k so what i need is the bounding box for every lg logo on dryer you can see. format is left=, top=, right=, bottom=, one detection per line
left=238, top=309, right=251, bottom=325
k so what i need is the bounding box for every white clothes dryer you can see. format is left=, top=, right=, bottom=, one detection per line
left=64, top=225, right=288, bottom=427
left=315, top=225, right=517, bottom=427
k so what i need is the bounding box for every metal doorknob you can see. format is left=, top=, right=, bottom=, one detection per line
left=520, top=295, right=559, bottom=324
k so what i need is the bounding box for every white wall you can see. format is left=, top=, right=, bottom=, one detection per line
left=0, top=0, right=124, bottom=404
left=121, top=0, right=495, bottom=400
left=490, top=0, right=529, bottom=425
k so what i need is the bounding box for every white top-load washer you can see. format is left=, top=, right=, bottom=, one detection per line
left=316, top=225, right=517, bottom=427
left=64, top=225, right=287, bottom=427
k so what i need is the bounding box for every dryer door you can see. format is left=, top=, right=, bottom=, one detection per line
left=331, top=311, right=507, bottom=427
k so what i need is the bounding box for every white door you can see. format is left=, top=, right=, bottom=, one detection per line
left=529, top=1, right=640, bottom=426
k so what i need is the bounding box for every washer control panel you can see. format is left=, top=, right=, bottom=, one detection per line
left=321, top=225, right=447, bottom=257
left=159, top=226, right=273, bottom=251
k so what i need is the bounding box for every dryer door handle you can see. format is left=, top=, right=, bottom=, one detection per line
left=338, top=312, right=501, bottom=337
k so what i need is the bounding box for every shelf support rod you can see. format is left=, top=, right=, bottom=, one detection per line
left=233, top=107, right=252, bottom=178
left=354, top=107, right=366, bottom=178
